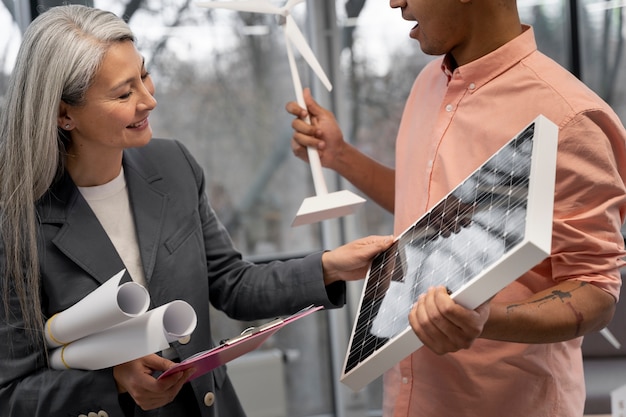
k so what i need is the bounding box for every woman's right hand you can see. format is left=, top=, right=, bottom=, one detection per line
left=113, top=354, right=195, bottom=410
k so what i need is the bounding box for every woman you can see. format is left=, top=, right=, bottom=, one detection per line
left=0, top=5, right=391, bottom=417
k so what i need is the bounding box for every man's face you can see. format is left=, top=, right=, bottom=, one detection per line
left=389, top=0, right=471, bottom=58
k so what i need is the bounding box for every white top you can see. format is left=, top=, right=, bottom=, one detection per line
left=78, top=168, right=147, bottom=287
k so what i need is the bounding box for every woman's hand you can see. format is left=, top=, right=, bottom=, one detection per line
left=113, top=354, right=196, bottom=410
left=321, top=235, right=394, bottom=285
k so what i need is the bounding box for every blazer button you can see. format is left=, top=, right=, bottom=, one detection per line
left=88, top=413, right=98, bottom=417
left=204, top=392, right=215, bottom=407
left=98, top=411, right=109, bottom=417
left=78, top=415, right=87, bottom=417
left=179, top=335, right=191, bottom=344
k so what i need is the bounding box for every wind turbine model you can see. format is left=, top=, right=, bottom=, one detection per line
left=196, top=0, right=365, bottom=226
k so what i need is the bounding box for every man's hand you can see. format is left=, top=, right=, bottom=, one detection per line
left=286, top=88, right=346, bottom=171
left=409, top=286, right=490, bottom=355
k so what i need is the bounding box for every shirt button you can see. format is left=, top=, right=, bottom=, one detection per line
left=179, top=335, right=191, bottom=344
left=445, top=104, right=453, bottom=112
left=402, top=377, right=409, bottom=384
left=468, top=82, right=476, bottom=90
left=204, top=392, right=216, bottom=407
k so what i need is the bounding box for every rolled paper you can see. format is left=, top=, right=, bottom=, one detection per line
left=45, top=270, right=150, bottom=348
left=50, top=300, right=197, bottom=370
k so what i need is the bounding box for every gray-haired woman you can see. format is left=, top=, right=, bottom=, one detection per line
left=0, top=5, right=392, bottom=417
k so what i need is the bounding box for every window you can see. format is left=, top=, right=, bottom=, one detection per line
left=0, top=1, right=22, bottom=99
left=1, top=1, right=625, bottom=416
left=579, top=0, right=626, bottom=118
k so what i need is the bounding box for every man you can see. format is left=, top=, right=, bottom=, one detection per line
left=286, top=0, right=626, bottom=415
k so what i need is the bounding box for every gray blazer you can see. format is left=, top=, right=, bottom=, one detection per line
left=0, top=138, right=345, bottom=417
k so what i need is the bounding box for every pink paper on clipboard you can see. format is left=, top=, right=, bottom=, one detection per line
left=159, top=305, right=323, bottom=382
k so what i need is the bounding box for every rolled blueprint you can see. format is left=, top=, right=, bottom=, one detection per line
left=45, top=270, right=150, bottom=348
left=50, top=300, right=197, bottom=370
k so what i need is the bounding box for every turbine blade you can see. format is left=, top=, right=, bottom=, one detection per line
left=283, top=15, right=332, bottom=91
left=196, top=0, right=282, bottom=15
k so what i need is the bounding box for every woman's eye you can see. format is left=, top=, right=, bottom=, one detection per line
left=119, top=92, right=132, bottom=99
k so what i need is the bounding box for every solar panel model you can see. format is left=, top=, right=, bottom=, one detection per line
left=341, top=115, right=558, bottom=391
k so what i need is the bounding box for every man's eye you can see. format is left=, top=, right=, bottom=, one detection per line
left=119, top=92, right=132, bottom=99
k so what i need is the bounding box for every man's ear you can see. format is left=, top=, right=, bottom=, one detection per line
left=57, top=101, right=73, bottom=130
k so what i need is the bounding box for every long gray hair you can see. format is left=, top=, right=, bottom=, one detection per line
left=0, top=5, right=134, bottom=343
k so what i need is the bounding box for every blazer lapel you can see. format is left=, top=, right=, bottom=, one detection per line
left=39, top=173, right=125, bottom=286
left=39, top=148, right=168, bottom=286
left=123, top=147, right=168, bottom=284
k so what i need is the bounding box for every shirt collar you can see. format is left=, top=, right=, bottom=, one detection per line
left=440, top=25, right=538, bottom=87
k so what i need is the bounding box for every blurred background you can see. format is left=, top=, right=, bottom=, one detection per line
left=1, top=0, right=624, bottom=416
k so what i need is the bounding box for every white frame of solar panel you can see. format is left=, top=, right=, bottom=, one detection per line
left=340, top=115, right=558, bottom=391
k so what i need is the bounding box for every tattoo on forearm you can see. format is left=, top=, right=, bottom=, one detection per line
left=505, top=282, right=587, bottom=336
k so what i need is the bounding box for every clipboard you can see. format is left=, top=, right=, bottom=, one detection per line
left=159, top=305, right=323, bottom=382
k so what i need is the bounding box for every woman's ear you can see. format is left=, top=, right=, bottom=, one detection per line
left=57, top=101, right=73, bottom=130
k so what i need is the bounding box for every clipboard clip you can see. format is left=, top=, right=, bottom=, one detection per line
left=223, top=318, right=284, bottom=346
left=219, top=305, right=318, bottom=346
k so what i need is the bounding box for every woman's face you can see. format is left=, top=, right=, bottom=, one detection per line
left=61, top=40, right=157, bottom=157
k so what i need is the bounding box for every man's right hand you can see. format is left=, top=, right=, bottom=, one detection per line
left=285, top=88, right=346, bottom=172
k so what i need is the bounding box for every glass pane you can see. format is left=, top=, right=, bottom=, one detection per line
left=0, top=2, right=23, bottom=97
left=335, top=0, right=426, bottom=241
left=578, top=0, right=626, bottom=119
left=518, top=0, right=569, bottom=68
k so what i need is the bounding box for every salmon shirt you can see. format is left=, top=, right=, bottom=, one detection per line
left=384, top=26, right=626, bottom=417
